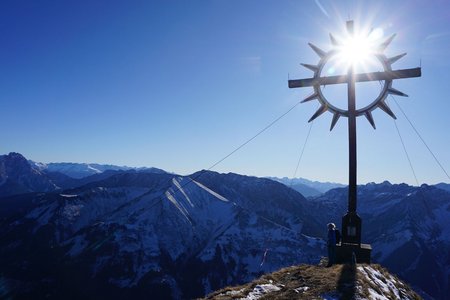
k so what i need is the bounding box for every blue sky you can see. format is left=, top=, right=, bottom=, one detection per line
left=1, top=0, right=449, bottom=185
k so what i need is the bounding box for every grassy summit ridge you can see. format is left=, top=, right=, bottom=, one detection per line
left=203, top=263, right=421, bottom=300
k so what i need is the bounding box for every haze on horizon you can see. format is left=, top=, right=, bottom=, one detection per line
left=1, top=0, right=449, bottom=185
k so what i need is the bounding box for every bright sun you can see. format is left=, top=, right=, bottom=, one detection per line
left=335, top=27, right=384, bottom=69
left=338, top=36, right=372, bottom=65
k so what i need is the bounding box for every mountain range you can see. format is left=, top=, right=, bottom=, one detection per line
left=29, top=160, right=166, bottom=179
left=268, top=177, right=346, bottom=197
left=0, top=152, right=449, bottom=299
left=0, top=152, right=166, bottom=198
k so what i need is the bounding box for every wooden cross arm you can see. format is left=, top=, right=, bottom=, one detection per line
left=288, top=67, right=421, bottom=88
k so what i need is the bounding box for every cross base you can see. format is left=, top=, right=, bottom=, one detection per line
left=336, top=243, right=372, bottom=264
left=342, top=212, right=362, bottom=244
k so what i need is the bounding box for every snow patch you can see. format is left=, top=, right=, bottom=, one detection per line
left=366, top=287, right=388, bottom=300
left=87, top=165, right=102, bottom=173
left=294, top=286, right=309, bottom=293
left=223, top=288, right=244, bottom=296
left=172, top=178, right=194, bottom=207
left=240, top=283, right=281, bottom=300
left=165, top=191, right=192, bottom=224
left=193, top=181, right=229, bottom=202
left=60, top=194, right=78, bottom=198
left=358, top=265, right=415, bottom=300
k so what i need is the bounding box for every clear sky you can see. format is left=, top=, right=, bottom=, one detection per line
left=1, top=0, right=449, bottom=185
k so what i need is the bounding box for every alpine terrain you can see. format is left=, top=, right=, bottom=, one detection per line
left=0, top=153, right=323, bottom=299
left=0, top=152, right=448, bottom=299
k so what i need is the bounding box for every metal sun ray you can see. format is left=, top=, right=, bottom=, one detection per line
left=300, top=28, right=408, bottom=131
left=377, top=34, right=396, bottom=52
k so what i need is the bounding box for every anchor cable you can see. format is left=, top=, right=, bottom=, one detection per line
left=292, top=121, right=314, bottom=180
left=206, top=100, right=304, bottom=172
left=284, top=90, right=322, bottom=196
left=287, top=111, right=315, bottom=196
left=390, top=107, right=420, bottom=186
left=391, top=95, right=450, bottom=181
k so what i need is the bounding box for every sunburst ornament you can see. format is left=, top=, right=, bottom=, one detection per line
left=294, top=21, right=416, bottom=130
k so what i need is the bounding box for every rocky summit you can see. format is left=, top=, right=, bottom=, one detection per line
left=204, top=263, right=421, bottom=300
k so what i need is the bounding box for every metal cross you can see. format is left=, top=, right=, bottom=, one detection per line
left=288, top=21, right=421, bottom=245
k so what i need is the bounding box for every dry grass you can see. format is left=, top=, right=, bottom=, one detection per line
left=203, top=264, right=348, bottom=299
left=202, top=263, right=422, bottom=300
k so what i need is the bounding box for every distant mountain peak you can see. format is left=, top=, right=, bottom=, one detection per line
left=6, top=151, right=25, bottom=158
left=3, top=152, right=29, bottom=166
left=0, top=152, right=58, bottom=196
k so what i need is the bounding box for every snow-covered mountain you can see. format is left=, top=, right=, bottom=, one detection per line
left=269, top=176, right=345, bottom=197
left=0, top=170, right=323, bottom=299
left=0, top=152, right=59, bottom=197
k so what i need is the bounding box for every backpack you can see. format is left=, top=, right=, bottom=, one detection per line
left=335, top=229, right=341, bottom=244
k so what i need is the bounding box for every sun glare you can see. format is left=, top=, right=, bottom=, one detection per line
left=335, top=27, right=384, bottom=70
left=339, top=36, right=372, bottom=65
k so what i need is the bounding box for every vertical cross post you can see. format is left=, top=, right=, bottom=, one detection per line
left=348, top=69, right=357, bottom=214
left=347, top=54, right=357, bottom=212
left=341, top=21, right=362, bottom=245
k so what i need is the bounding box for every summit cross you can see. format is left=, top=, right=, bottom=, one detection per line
left=288, top=20, right=421, bottom=253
